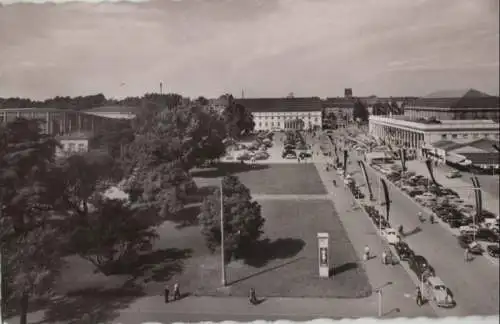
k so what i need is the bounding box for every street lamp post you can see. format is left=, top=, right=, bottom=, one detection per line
left=375, top=281, right=392, bottom=317
left=220, top=178, right=226, bottom=286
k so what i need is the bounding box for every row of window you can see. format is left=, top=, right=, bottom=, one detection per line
left=441, top=133, right=499, bottom=140
left=62, top=143, right=87, bottom=152
left=256, top=115, right=319, bottom=120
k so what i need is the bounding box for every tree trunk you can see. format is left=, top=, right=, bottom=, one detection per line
left=19, top=292, right=29, bottom=324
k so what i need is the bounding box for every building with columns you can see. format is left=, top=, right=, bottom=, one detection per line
left=0, top=108, right=117, bottom=136
left=234, top=97, right=322, bottom=131
left=369, top=115, right=500, bottom=154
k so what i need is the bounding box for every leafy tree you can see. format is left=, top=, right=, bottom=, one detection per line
left=196, top=96, right=209, bottom=106
left=222, top=96, right=255, bottom=138
left=198, top=175, right=264, bottom=260
left=353, top=98, right=369, bottom=122
left=70, top=196, right=159, bottom=275
left=89, top=119, right=135, bottom=160
left=0, top=118, right=64, bottom=324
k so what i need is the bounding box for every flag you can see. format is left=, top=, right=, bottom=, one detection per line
left=343, top=150, right=348, bottom=175
left=358, top=161, right=374, bottom=200
left=471, top=177, right=482, bottom=219
left=425, top=158, right=438, bottom=186
left=380, top=178, right=391, bottom=223
left=400, top=148, right=407, bottom=172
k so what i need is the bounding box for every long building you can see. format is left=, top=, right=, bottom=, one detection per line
left=0, top=108, right=117, bottom=136
left=404, top=89, right=500, bottom=121
left=234, top=97, right=322, bottom=131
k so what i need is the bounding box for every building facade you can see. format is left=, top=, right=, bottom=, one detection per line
left=234, top=97, right=322, bottom=131
left=0, top=108, right=116, bottom=136
left=404, top=89, right=500, bottom=121
left=322, top=98, right=354, bottom=129
left=55, top=133, right=91, bottom=158
left=369, top=115, right=500, bottom=150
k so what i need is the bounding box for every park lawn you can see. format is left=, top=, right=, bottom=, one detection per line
left=191, top=163, right=327, bottom=195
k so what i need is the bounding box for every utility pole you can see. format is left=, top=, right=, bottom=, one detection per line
left=220, top=178, right=227, bottom=286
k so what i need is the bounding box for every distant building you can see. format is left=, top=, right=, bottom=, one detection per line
left=234, top=97, right=322, bottom=131
left=55, top=132, right=91, bottom=158
left=208, top=95, right=231, bottom=115
left=345, top=88, right=353, bottom=99
left=0, top=108, right=116, bottom=136
left=322, top=98, right=355, bottom=129
left=83, top=105, right=139, bottom=119
left=404, top=89, right=500, bottom=121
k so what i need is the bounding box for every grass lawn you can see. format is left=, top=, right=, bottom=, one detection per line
left=191, top=163, right=327, bottom=195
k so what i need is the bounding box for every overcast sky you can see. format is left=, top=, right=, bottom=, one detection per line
left=0, top=0, right=498, bottom=100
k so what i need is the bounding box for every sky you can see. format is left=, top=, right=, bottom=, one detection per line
left=0, top=0, right=499, bottom=100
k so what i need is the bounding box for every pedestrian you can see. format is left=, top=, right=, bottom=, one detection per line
left=416, top=286, right=423, bottom=306
left=164, top=284, right=170, bottom=303
left=363, top=245, right=370, bottom=261
left=173, top=282, right=181, bottom=300
left=464, top=247, right=470, bottom=262
left=429, top=214, right=435, bottom=224
left=381, top=251, right=387, bottom=265
left=249, top=288, right=257, bottom=305
left=332, top=179, right=337, bottom=187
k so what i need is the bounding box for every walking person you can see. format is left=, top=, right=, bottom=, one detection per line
left=464, top=247, right=470, bottom=262
left=249, top=288, right=257, bottom=305
left=429, top=214, right=435, bottom=224
left=416, top=286, right=423, bottom=306
left=398, top=224, right=404, bottom=237
left=332, top=179, right=337, bottom=187
left=164, top=284, right=170, bottom=303
left=172, top=282, right=181, bottom=301
left=381, top=250, right=387, bottom=265
left=363, top=245, right=370, bottom=261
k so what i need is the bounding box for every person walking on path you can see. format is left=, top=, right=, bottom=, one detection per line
left=429, top=214, right=435, bottom=224
left=416, top=286, right=423, bottom=306
left=464, top=247, right=470, bottom=262
left=249, top=288, right=257, bottom=305
left=363, top=245, right=370, bottom=261
left=173, top=283, right=181, bottom=301
left=381, top=250, right=387, bottom=265
left=164, top=284, right=170, bottom=303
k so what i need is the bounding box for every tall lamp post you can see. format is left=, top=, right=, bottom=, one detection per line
left=375, top=281, right=392, bottom=317
left=220, top=178, right=227, bottom=286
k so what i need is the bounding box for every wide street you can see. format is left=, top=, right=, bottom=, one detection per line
left=335, top=134, right=500, bottom=316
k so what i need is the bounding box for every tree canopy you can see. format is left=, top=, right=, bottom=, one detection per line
left=353, top=98, right=369, bottom=122
left=198, top=175, right=264, bottom=261
left=222, top=96, right=255, bottom=138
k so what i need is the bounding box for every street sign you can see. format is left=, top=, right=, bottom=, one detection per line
left=317, top=232, right=330, bottom=278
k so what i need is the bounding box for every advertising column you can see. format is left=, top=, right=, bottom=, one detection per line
left=317, top=232, right=330, bottom=278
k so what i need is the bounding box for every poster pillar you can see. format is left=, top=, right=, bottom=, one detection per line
left=317, top=232, right=330, bottom=278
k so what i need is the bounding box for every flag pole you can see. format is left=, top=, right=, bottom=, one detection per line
left=220, top=178, right=226, bottom=286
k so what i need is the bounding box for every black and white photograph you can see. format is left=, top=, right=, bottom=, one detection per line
left=0, top=0, right=499, bottom=323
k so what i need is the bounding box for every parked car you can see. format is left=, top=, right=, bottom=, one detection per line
left=457, top=235, right=483, bottom=254
left=486, top=244, right=500, bottom=258
left=408, top=255, right=435, bottom=281
left=381, top=228, right=401, bottom=245
left=284, top=152, right=297, bottom=159
left=446, top=171, right=461, bottom=179
left=299, top=152, right=312, bottom=159
left=459, top=224, right=480, bottom=236
left=253, top=151, right=269, bottom=160
left=394, top=242, right=414, bottom=261
left=425, top=276, right=455, bottom=308
left=474, top=228, right=499, bottom=243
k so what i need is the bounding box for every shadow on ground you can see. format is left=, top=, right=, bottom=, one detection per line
left=37, top=284, right=145, bottom=324
left=190, top=163, right=270, bottom=178
left=101, top=248, right=193, bottom=283
left=170, top=204, right=201, bottom=229
left=403, top=226, right=422, bottom=238
left=331, top=262, right=358, bottom=276
left=242, top=238, right=306, bottom=268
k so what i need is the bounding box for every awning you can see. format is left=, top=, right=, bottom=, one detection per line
left=446, top=153, right=466, bottom=164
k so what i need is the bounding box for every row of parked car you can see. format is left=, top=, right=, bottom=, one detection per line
left=375, top=164, right=500, bottom=259
left=360, top=203, right=456, bottom=308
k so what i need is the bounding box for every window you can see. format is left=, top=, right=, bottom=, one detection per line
left=441, top=134, right=447, bottom=139
left=277, top=122, right=281, bottom=127
left=271, top=122, right=274, bottom=127
left=265, top=122, right=268, bottom=127
left=452, top=134, right=458, bottom=139
left=463, top=134, right=469, bottom=139
left=314, top=117, right=318, bottom=122
left=259, top=122, right=262, bottom=126
left=68, top=143, right=76, bottom=152
left=78, top=143, right=85, bottom=152
left=473, top=134, right=479, bottom=139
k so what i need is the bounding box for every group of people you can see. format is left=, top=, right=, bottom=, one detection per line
left=164, top=283, right=182, bottom=303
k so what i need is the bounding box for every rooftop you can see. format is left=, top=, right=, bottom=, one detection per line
left=459, top=152, right=500, bottom=165
left=431, top=138, right=500, bottom=153
left=410, top=89, right=500, bottom=109
left=0, top=107, right=70, bottom=113
left=83, top=105, right=140, bottom=113
left=234, top=97, right=322, bottom=113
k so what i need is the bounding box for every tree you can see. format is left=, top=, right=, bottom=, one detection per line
left=222, top=96, right=255, bottom=138
left=0, top=118, right=64, bottom=324
left=90, top=119, right=135, bottom=160
left=198, top=175, right=264, bottom=260
left=70, top=196, right=159, bottom=275
left=353, top=98, right=369, bottom=122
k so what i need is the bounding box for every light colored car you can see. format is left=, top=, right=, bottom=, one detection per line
left=285, top=153, right=296, bottom=159
left=235, top=152, right=251, bottom=161
left=446, top=171, right=461, bottom=179
left=425, top=276, right=455, bottom=308
left=254, top=151, right=269, bottom=160
left=381, top=228, right=401, bottom=245
left=459, top=224, right=480, bottom=235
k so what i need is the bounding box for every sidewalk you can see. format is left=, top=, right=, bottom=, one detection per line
left=310, top=136, right=435, bottom=318
left=406, top=160, right=499, bottom=217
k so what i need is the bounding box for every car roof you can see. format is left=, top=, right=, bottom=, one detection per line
left=427, top=276, right=445, bottom=287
